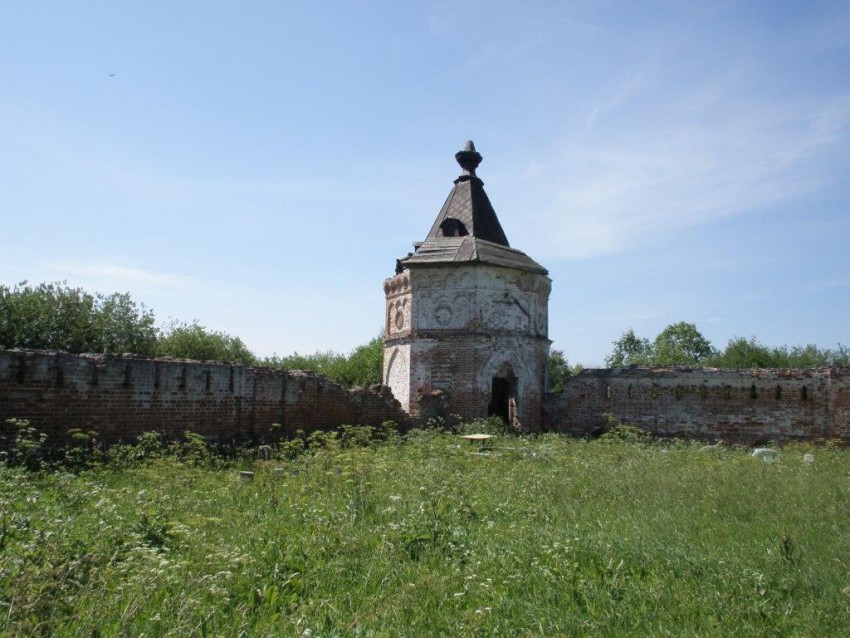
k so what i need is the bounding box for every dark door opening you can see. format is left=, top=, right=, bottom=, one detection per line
left=490, top=376, right=515, bottom=423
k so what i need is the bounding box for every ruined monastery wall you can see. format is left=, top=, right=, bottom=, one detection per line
left=2, top=351, right=848, bottom=444
left=544, top=367, right=850, bottom=443
left=0, top=350, right=409, bottom=445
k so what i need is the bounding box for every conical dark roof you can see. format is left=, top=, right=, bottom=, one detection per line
left=400, top=142, right=547, bottom=276
left=424, top=141, right=510, bottom=246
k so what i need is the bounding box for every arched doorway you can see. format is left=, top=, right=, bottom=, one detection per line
left=489, top=364, right=517, bottom=424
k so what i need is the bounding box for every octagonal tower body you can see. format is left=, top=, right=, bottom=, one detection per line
left=383, top=142, right=551, bottom=429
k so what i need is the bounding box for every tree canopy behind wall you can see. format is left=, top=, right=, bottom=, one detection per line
left=0, top=281, right=255, bottom=365
left=605, top=322, right=848, bottom=369
left=155, top=320, right=256, bottom=365
left=0, top=281, right=383, bottom=384
left=263, top=334, right=384, bottom=387
left=0, top=281, right=158, bottom=355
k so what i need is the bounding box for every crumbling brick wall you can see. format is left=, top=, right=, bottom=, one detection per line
left=544, top=367, right=849, bottom=443
left=4, top=351, right=846, bottom=445
left=0, top=350, right=409, bottom=445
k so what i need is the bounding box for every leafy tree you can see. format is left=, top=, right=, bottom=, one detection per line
left=706, top=336, right=781, bottom=368
left=156, top=320, right=256, bottom=364
left=264, top=333, right=384, bottom=387
left=265, top=350, right=344, bottom=375
left=818, top=344, right=849, bottom=367
left=0, top=281, right=157, bottom=354
left=1, top=281, right=96, bottom=352
left=604, top=328, right=653, bottom=367
left=606, top=323, right=848, bottom=369
left=93, top=291, right=158, bottom=354
left=652, top=321, right=716, bottom=366
left=606, top=323, right=714, bottom=367
left=785, top=344, right=845, bottom=368
left=707, top=337, right=850, bottom=369
left=337, top=335, right=384, bottom=387
left=547, top=349, right=581, bottom=394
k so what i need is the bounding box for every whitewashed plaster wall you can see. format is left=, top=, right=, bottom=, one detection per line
left=408, top=266, right=550, bottom=337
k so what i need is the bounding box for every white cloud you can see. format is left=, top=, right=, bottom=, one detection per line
left=812, top=276, right=850, bottom=290
left=781, top=94, right=850, bottom=164
left=586, top=65, right=657, bottom=129
left=517, top=92, right=850, bottom=261
left=37, top=260, right=194, bottom=287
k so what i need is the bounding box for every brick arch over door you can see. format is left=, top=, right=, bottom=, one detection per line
left=481, top=351, right=533, bottom=393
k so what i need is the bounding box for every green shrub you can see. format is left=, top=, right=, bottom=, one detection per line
left=373, top=419, right=399, bottom=441
left=306, top=429, right=339, bottom=450
left=596, top=413, right=653, bottom=444
left=0, top=281, right=157, bottom=354
left=156, top=320, right=256, bottom=364
left=62, top=428, right=102, bottom=470
left=339, top=424, right=375, bottom=448
left=137, top=431, right=165, bottom=458
left=178, top=431, right=213, bottom=467
left=134, top=511, right=175, bottom=550
left=278, top=437, right=306, bottom=460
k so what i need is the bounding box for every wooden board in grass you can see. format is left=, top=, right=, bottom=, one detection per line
left=460, top=433, right=494, bottom=443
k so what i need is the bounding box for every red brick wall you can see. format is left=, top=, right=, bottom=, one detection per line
left=544, top=367, right=849, bottom=443
left=828, top=372, right=850, bottom=440
left=5, top=351, right=846, bottom=445
left=0, top=350, right=409, bottom=445
left=407, top=334, right=547, bottom=428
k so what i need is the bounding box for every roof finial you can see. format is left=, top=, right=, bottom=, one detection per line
left=455, top=140, right=483, bottom=177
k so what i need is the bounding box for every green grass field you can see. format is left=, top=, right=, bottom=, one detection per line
left=1, top=427, right=848, bottom=637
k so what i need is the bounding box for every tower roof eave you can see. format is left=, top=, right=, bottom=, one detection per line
left=400, top=237, right=548, bottom=276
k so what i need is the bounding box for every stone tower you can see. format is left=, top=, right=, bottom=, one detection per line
left=383, top=141, right=551, bottom=428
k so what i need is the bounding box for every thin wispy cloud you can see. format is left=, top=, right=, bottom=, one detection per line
left=812, top=277, right=850, bottom=291
left=521, top=91, right=849, bottom=261
left=586, top=65, right=657, bottom=129
left=38, top=261, right=193, bottom=287
left=497, top=4, right=850, bottom=264
left=18, top=259, right=195, bottom=295
left=781, top=94, right=850, bottom=164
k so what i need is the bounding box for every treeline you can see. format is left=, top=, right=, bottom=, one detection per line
left=4, top=284, right=845, bottom=392
left=605, top=321, right=849, bottom=369
left=0, top=282, right=382, bottom=387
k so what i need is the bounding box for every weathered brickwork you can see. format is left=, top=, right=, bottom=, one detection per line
left=384, top=265, right=551, bottom=428
left=3, top=350, right=846, bottom=445
left=0, top=350, right=409, bottom=445
left=543, top=367, right=850, bottom=443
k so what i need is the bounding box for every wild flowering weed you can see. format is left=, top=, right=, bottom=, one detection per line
left=0, top=418, right=48, bottom=469
left=1, top=433, right=849, bottom=636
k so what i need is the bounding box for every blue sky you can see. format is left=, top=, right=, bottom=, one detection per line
left=2, top=1, right=848, bottom=366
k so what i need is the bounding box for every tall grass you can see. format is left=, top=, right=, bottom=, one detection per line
left=1, top=429, right=848, bottom=636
